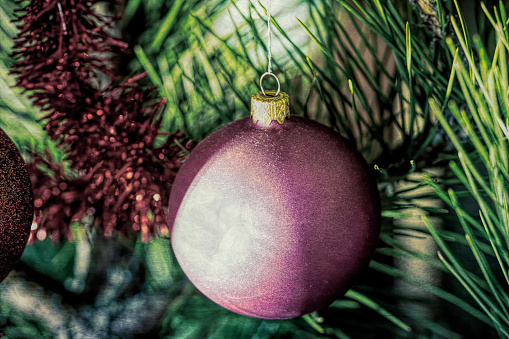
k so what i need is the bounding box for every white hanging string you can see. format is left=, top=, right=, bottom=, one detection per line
left=267, top=0, right=272, bottom=74
left=260, top=0, right=280, bottom=96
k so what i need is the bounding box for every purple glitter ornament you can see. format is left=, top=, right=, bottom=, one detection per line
left=169, top=91, right=380, bottom=319
left=0, top=128, right=34, bottom=282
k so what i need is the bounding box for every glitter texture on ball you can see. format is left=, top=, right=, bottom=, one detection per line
left=169, top=95, right=380, bottom=319
left=0, top=128, right=34, bottom=283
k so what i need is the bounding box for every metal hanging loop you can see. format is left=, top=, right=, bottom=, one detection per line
left=260, top=72, right=280, bottom=97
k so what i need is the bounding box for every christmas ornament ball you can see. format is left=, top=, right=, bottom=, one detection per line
left=0, top=128, right=33, bottom=283
left=169, top=92, right=380, bottom=319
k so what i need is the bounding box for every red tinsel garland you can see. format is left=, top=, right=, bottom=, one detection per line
left=11, top=0, right=195, bottom=242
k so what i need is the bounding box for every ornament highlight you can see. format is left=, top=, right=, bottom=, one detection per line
left=0, top=128, right=34, bottom=282
left=169, top=91, right=381, bottom=319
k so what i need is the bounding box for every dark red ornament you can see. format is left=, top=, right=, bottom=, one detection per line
left=0, top=128, right=34, bottom=282
left=169, top=92, right=380, bottom=319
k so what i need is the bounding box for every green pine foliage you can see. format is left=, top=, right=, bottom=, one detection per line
left=1, top=0, right=509, bottom=338
left=0, top=0, right=46, bottom=152
left=424, top=2, right=509, bottom=337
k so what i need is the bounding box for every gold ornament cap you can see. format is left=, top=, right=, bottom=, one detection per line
left=250, top=91, right=290, bottom=126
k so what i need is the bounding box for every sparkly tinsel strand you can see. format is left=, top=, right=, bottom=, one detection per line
left=11, top=0, right=195, bottom=242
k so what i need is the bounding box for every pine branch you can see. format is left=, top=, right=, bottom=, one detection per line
left=424, top=3, right=509, bottom=336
